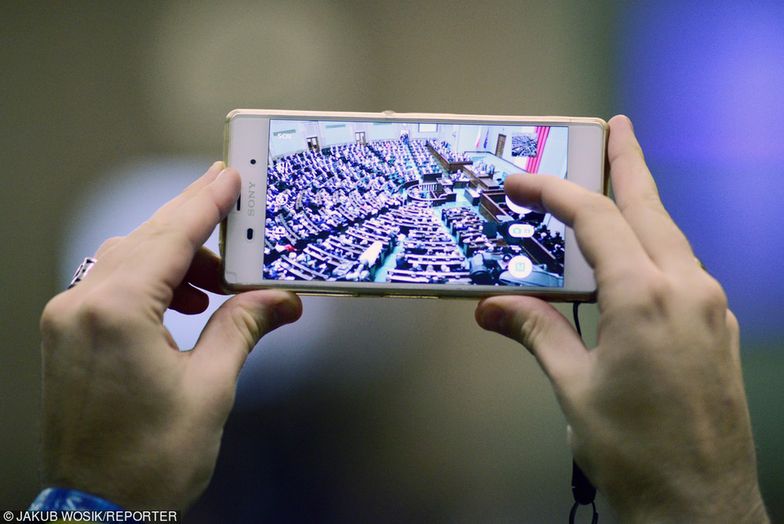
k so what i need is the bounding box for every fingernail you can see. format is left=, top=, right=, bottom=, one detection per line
left=479, top=304, right=506, bottom=333
left=212, top=160, right=225, bottom=170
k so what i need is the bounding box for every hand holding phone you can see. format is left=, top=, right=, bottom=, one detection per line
left=221, top=110, right=607, bottom=300
left=477, top=116, right=768, bottom=523
left=39, top=163, right=301, bottom=510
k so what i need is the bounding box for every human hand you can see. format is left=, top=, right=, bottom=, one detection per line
left=475, top=117, right=768, bottom=522
left=39, top=162, right=302, bottom=510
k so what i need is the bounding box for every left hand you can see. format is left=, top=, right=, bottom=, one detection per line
left=39, top=162, right=302, bottom=510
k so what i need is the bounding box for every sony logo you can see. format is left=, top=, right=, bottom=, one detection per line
left=247, top=182, right=256, bottom=216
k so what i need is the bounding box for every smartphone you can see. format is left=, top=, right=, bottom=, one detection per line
left=221, top=109, right=607, bottom=300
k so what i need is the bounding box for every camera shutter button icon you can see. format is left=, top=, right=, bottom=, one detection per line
left=508, top=255, right=533, bottom=278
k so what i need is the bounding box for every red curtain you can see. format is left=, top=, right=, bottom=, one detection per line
left=525, top=126, right=550, bottom=173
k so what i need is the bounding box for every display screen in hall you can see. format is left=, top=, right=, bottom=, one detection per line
left=262, top=119, right=568, bottom=287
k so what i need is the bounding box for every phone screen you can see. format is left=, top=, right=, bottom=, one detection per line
left=260, top=118, right=568, bottom=288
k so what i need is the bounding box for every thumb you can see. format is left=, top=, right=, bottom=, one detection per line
left=192, top=290, right=302, bottom=382
left=475, top=295, right=589, bottom=387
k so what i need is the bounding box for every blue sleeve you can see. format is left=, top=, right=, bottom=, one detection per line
left=28, top=487, right=124, bottom=512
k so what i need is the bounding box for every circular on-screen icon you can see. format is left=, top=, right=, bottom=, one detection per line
left=508, top=255, right=533, bottom=279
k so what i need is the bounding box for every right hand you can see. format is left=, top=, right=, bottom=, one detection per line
left=475, top=116, right=768, bottom=522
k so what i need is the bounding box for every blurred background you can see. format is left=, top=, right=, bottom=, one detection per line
left=2, top=1, right=782, bottom=522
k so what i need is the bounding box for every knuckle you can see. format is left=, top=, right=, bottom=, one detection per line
left=40, top=294, right=74, bottom=338
left=609, top=272, right=671, bottom=318
left=592, top=193, right=618, bottom=213
left=694, top=277, right=728, bottom=311
left=74, top=289, right=135, bottom=333
left=203, top=183, right=229, bottom=221
left=516, top=308, right=549, bottom=351
left=725, top=309, right=740, bottom=336
left=228, top=304, right=267, bottom=349
left=687, top=276, right=729, bottom=328
left=132, top=220, right=194, bottom=261
left=576, top=193, right=617, bottom=222
left=138, top=218, right=168, bottom=238
left=95, top=236, right=124, bottom=257
left=146, top=221, right=194, bottom=251
left=640, top=276, right=671, bottom=306
left=625, top=141, right=646, bottom=164
left=617, top=190, right=662, bottom=215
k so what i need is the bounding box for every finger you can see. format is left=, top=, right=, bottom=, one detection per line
left=112, top=168, right=240, bottom=309
left=75, top=244, right=224, bottom=305
left=75, top=162, right=230, bottom=292
left=504, top=174, right=656, bottom=289
left=162, top=248, right=225, bottom=314
left=94, top=236, right=124, bottom=258
left=142, top=166, right=239, bottom=266
left=153, top=160, right=226, bottom=219
left=191, top=290, right=302, bottom=383
left=607, top=115, right=695, bottom=268
left=182, top=247, right=226, bottom=295
left=476, top=295, right=589, bottom=388
left=169, top=282, right=210, bottom=315
left=62, top=237, right=124, bottom=292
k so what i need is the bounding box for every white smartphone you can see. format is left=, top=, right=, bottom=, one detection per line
left=220, top=109, right=607, bottom=301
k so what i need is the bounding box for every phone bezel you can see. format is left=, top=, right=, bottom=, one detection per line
left=221, top=109, right=607, bottom=301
